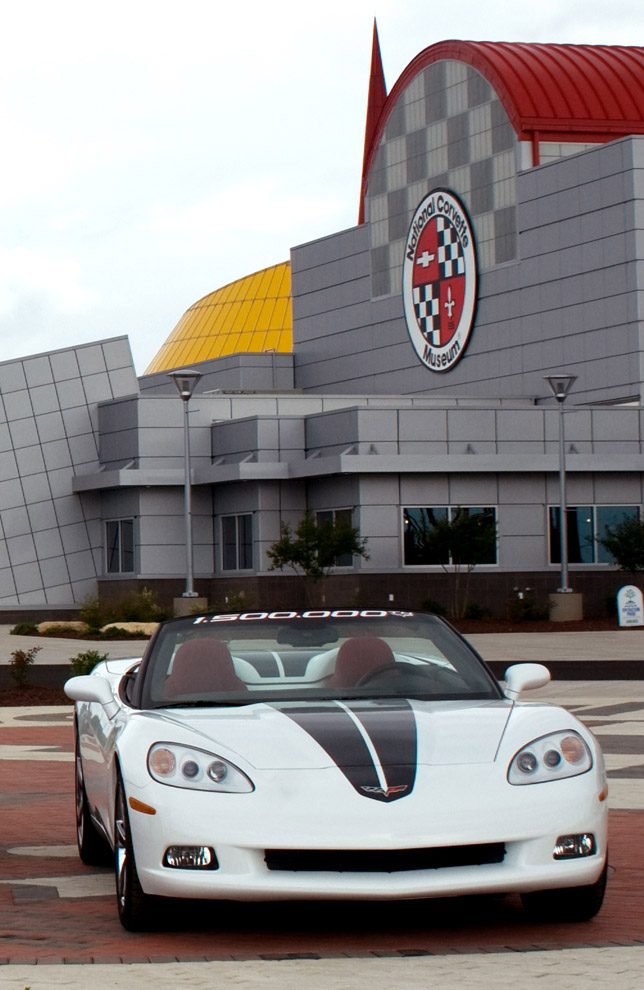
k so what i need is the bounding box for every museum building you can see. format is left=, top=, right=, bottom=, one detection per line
left=4, top=30, right=644, bottom=616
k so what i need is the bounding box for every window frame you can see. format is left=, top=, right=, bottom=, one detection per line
left=105, top=518, right=135, bottom=574
left=548, top=504, right=641, bottom=566
left=402, top=505, right=498, bottom=568
left=221, top=513, right=254, bottom=572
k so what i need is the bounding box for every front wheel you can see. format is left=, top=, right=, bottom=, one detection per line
left=521, top=860, right=608, bottom=922
left=114, top=774, right=156, bottom=931
left=75, top=729, right=111, bottom=866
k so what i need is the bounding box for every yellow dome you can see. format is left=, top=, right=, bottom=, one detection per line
left=145, top=261, right=292, bottom=374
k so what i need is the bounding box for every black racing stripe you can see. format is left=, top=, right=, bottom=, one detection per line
left=346, top=701, right=417, bottom=800
left=271, top=701, right=416, bottom=802
left=273, top=703, right=381, bottom=794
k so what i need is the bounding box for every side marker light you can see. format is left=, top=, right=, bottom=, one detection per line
left=129, top=796, right=157, bottom=816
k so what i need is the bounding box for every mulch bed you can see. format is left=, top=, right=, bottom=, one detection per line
left=0, top=684, right=70, bottom=706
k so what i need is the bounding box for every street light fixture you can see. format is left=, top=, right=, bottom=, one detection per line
left=545, top=374, right=577, bottom=593
left=168, top=369, right=202, bottom=597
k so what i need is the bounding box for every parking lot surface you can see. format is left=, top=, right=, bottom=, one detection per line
left=1, top=629, right=643, bottom=986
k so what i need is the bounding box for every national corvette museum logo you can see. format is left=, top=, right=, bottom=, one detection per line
left=402, top=189, right=477, bottom=373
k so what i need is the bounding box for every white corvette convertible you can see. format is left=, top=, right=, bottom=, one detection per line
left=65, top=609, right=608, bottom=931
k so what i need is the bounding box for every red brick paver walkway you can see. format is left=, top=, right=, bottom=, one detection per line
left=1, top=706, right=642, bottom=964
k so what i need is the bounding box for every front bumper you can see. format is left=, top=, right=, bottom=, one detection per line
left=124, top=762, right=608, bottom=902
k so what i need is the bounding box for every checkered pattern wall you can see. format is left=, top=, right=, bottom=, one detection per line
left=366, top=59, right=519, bottom=296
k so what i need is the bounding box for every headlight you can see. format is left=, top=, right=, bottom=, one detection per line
left=148, top=742, right=254, bottom=793
left=508, top=730, right=592, bottom=785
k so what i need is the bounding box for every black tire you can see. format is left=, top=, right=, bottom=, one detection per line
left=75, top=728, right=112, bottom=866
left=115, top=774, right=155, bottom=931
left=521, top=859, right=608, bottom=922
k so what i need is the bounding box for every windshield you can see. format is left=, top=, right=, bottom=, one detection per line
left=137, top=609, right=501, bottom=709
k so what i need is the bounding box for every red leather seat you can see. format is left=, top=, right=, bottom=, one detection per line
left=164, top=638, right=247, bottom=696
left=331, top=637, right=395, bottom=687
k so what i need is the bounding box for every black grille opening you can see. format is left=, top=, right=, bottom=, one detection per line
left=264, top=843, right=505, bottom=873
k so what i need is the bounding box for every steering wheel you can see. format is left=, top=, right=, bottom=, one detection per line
left=356, top=662, right=430, bottom=686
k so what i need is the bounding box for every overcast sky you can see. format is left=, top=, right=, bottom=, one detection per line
left=1, top=0, right=643, bottom=374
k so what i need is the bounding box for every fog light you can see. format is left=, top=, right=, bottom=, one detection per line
left=163, top=846, right=218, bottom=869
left=553, top=833, right=596, bottom=859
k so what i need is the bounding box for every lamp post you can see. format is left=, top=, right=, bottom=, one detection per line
left=545, top=374, right=577, bottom=594
left=168, top=369, right=202, bottom=597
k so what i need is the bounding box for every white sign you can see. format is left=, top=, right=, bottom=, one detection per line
left=617, top=585, right=644, bottom=627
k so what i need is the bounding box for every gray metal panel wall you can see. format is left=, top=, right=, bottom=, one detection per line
left=291, top=137, right=644, bottom=404
left=139, top=353, right=295, bottom=395
left=0, top=337, right=138, bottom=605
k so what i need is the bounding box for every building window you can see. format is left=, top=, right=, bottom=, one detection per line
left=222, top=514, right=253, bottom=570
left=549, top=506, right=640, bottom=565
left=403, top=507, right=497, bottom=566
left=106, top=519, right=134, bottom=574
left=316, top=509, right=354, bottom=567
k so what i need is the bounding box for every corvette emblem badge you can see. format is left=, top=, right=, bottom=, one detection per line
left=360, top=784, right=409, bottom=798
left=402, top=189, right=477, bottom=373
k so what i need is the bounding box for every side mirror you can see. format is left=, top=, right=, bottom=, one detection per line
left=503, top=663, right=550, bottom=700
left=65, top=675, right=118, bottom=719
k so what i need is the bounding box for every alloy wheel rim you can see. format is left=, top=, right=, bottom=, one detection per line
left=75, top=756, right=85, bottom=844
left=115, top=789, right=128, bottom=909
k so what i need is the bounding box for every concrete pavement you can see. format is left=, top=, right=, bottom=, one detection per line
left=0, top=625, right=148, bottom=666
left=2, top=948, right=644, bottom=989
left=467, top=628, right=644, bottom=668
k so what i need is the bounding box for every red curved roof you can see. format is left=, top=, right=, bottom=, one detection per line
left=361, top=40, right=644, bottom=219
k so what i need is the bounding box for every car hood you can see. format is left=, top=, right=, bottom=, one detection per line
left=145, top=697, right=513, bottom=773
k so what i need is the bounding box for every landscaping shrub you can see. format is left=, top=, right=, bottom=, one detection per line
left=9, top=646, right=42, bottom=687
left=207, top=591, right=254, bottom=614
left=507, top=597, right=550, bottom=622
left=419, top=597, right=448, bottom=616
left=10, top=623, right=38, bottom=636
left=37, top=621, right=90, bottom=636
left=113, top=587, right=170, bottom=623
left=9, top=589, right=168, bottom=646
left=69, top=649, right=110, bottom=676
left=463, top=602, right=493, bottom=620
left=79, top=587, right=170, bottom=628
left=100, top=622, right=158, bottom=637
left=79, top=594, right=115, bottom=630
